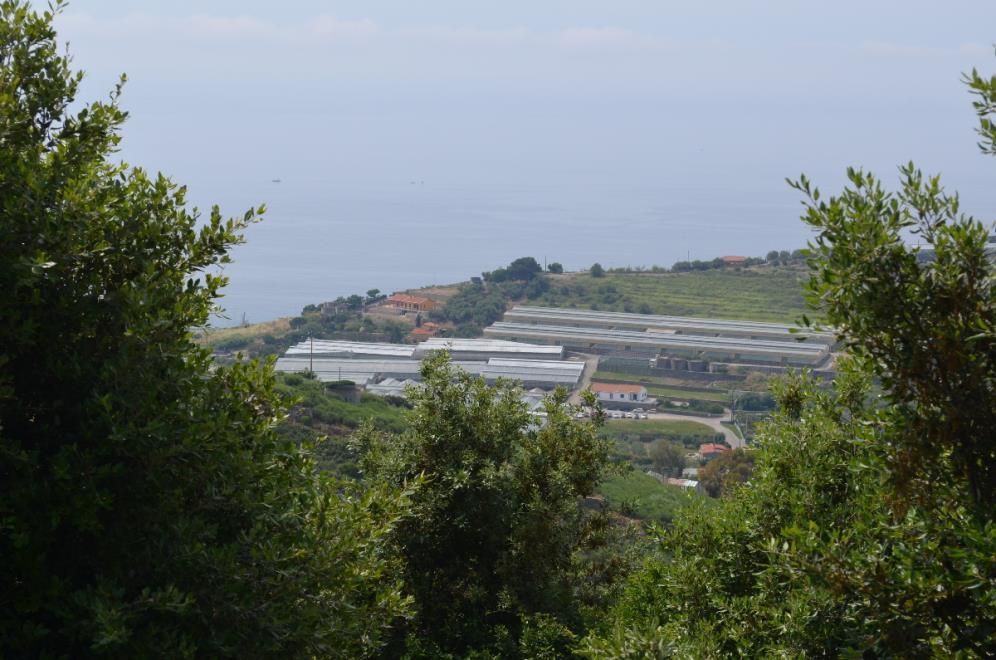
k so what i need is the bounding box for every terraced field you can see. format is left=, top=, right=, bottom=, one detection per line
left=597, top=471, right=714, bottom=523
left=602, top=418, right=718, bottom=438
left=537, top=266, right=812, bottom=323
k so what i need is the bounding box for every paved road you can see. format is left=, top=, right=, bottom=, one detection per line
left=566, top=351, right=743, bottom=448
left=646, top=410, right=744, bottom=448
left=568, top=354, right=600, bottom=405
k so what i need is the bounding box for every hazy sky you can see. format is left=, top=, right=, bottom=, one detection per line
left=54, top=2, right=996, bottom=211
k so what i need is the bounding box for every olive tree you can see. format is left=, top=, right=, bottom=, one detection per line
left=355, top=354, right=611, bottom=657
left=584, top=56, right=996, bottom=658
left=0, top=4, right=409, bottom=656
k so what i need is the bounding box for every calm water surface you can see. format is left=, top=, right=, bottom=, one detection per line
left=198, top=178, right=984, bottom=326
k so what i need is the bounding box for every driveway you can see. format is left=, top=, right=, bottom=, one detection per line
left=647, top=410, right=743, bottom=448
left=568, top=353, right=600, bottom=405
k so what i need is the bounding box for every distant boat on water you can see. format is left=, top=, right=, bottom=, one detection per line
left=271, top=178, right=282, bottom=183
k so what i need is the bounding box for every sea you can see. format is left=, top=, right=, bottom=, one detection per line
left=194, top=177, right=994, bottom=327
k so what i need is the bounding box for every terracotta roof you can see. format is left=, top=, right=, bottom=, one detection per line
left=591, top=382, right=646, bottom=394
left=388, top=294, right=435, bottom=305
left=410, top=327, right=438, bottom=337
left=699, top=443, right=730, bottom=454
left=719, top=255, right=748, bottom=263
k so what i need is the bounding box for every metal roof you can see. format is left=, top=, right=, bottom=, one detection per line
left=487, top=358, right=584, bottom=374
left=484, top=322, right=827, bottom=360
left=285, top=340, right=415, bottom=358
left=275, top=357, right=424, bottom=375
left=503, top=306, right=834, bottom=342
left=415, top=337, right=564, bottom=357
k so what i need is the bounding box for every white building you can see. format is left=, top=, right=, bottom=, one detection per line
left=591, top=382, right=648, bottom=403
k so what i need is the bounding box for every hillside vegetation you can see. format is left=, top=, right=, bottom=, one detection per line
left=534, top=266, right=811, bottom=322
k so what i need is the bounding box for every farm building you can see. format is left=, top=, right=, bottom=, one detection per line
left=387, top=293, right=438, bottom=312
left=275, top=337, right=583, bottom=391
left=284, top=339, right=415, bottom=359
left=484, top=321, right=829, bottom=366
left=414, top=337, right=564, bottom=362
left=498, top=306, right=835, bottom=344
left=719, top=255, right=748, bottom=265
left=591, top=382, right=648, bottom=403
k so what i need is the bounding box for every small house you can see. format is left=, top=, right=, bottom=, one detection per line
left=719, top=255, right=748, bottom=265
left=665, top=478, right=706, bottom=495
left=591, top=382, right=648, bottom=403
left=698, top=443, right=730, bottom=461
left=387, top=293, right=438, bottom=312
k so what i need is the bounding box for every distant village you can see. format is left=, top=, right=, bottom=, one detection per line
left=276, top=279, right=841, bottom=494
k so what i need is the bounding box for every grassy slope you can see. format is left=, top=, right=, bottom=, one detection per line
left=537, top=266, right=810, bottom=323
left=196, top=264, right=811, bottom=355
left=598, top=471, right=713, bottom=523
left=196, top=318, right=291, bottom=347
left=275, top=374, right=408, bottom=434
left=602, top=419, right=717, bottom=438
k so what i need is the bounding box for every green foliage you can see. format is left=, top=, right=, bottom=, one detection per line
left=431, top=271, right=554, bottom=334
left=430, top=280, right=509, bottom=330
left=735, top=391, right=776, bottom=411
left=590, top=366, right=995, bottom=657
left=792, top=163, right=995, bottom=510
left=697, top=448, right=755, bottom=497
left=355, top=355, right=612, bottom=656
left=597, top=471, right=711, bottom=524
left=590, top=262, right=605, bottom=278
left=0, top=4, right=410, bottom=655
left=483, top=256, right=543, bottom=283
left=586, top=61, right=996, bottom=654
left=534, top=269, right=810, bottom=322
left=273, top=373, right=408, bottom=477
left=600, top=418, right=719, bottom=441
left=965, top=49, right=996, bottom=155
left=547, top=261, right=564, bottom=274
left=648, top=440, right=686, bottom=477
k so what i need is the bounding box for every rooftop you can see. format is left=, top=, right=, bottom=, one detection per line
left=285, top=340, right=415, bottom=359
left=487, top=322, right=828, bottom=360
left=591, top=382, right=645, bottom=394
left=388, top=293, right=435, bottom=305
left=665, top=478, right=701, bottom=489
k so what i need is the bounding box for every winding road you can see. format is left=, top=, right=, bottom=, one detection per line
left=647, top=410, right=743, bottom=448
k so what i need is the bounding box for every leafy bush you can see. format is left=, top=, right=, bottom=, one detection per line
left=0, top=7, right=411, bottom=655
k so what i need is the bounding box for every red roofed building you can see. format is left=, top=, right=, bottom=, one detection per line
left=387, top=293, right=438, bottom=312
left=409, top=322, right=442, bottom=339
left=719, top=255, right=748, bottom=265
left=699, top=443, right=730, bottom=460
left=591, top=382, right=648, bottom=403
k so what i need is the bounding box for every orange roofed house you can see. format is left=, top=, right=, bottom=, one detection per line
left=591, top=382, right=648, bottom=403
left=409, top=322, right=443, bottom=339
left=719, top=255, right=748, bottom=265
left=699, top=443, right=730, bottom=461
left=387, top=293, right=438, bottom=313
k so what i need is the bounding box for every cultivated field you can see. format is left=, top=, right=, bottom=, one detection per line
left=536, top=266, right=812, bottom=323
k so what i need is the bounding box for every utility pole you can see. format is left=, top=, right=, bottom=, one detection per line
left=309, top=336, right=313, bottom=373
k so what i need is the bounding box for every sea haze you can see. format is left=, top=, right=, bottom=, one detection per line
left=195, top=173, right=993, bottom=326
left=202, top=178, right=809, bottom=325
